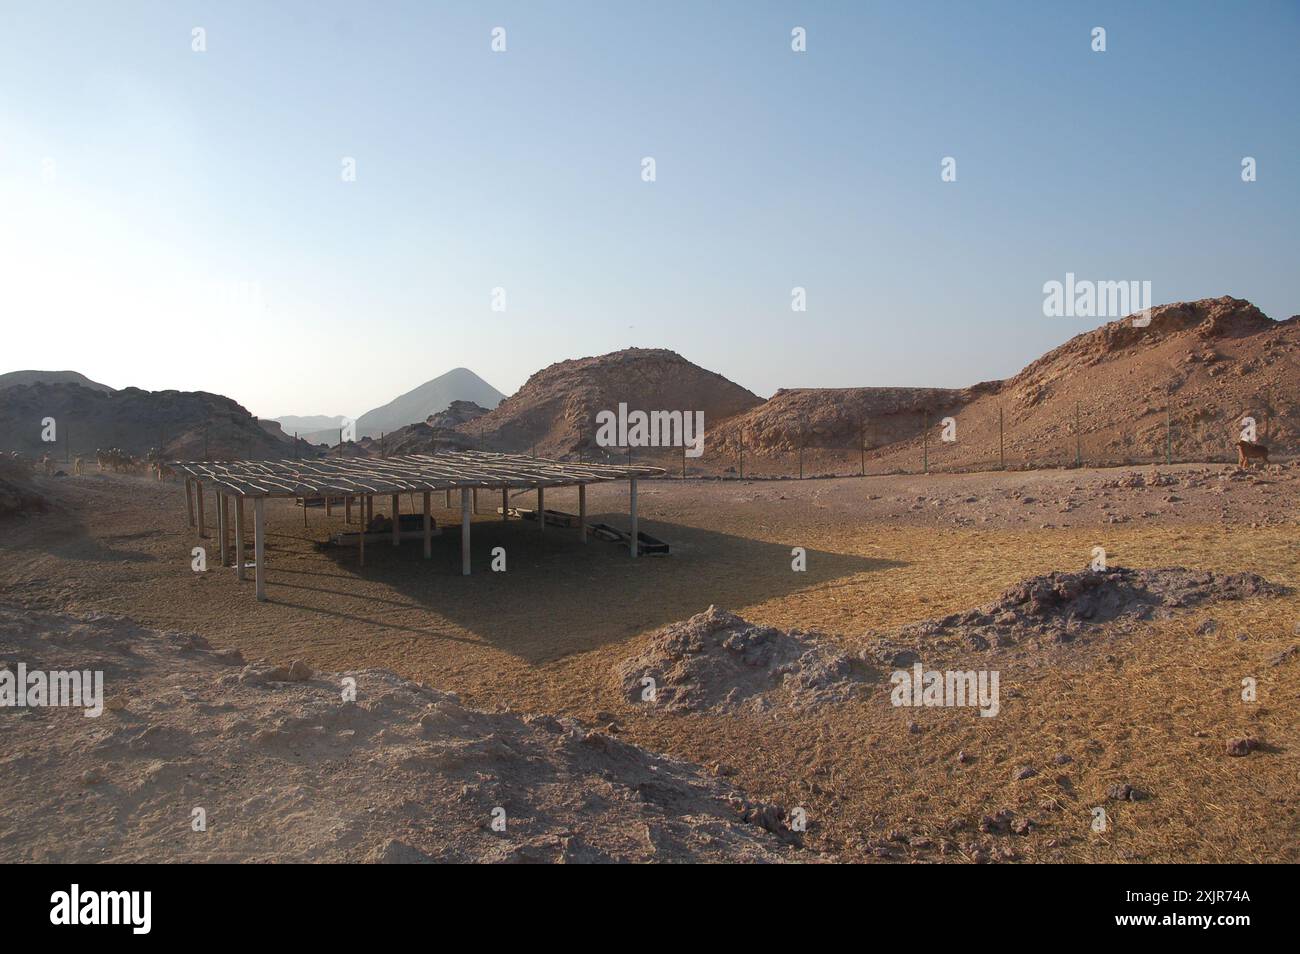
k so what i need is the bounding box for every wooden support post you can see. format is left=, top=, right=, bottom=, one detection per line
left=196, top=482, right=207, bottom=539
left=235, top=497, right=246, bottom=580
left=185, top=478, right=196, bottom=528
left=629, top=478, right=638, bottom=558
left=460, top=488, right=471, bottom=576
left=501, top=488, right=508, bottom=521
left=537, top=487, right=545, bottom=533
left=359, top=500, right=365, bottom=566
left=366, top=495, right=373, bottom=524
left=253, top=498, right=266, bottom=602
left=579, top=484, right=587, bottom=544
left=473, top=488, right=479, bottom=514
left=391, top=493, right=400, bottom=547
left=345, top=495, right=352, bottom=524
left=303, top=497, right=308, bottom=528
left=326, top=496, right=332, bottom=517
left=423, top=491, right=432, bottom=559
left=217, top=494, right=228, bottom=566
left=445, top=489, right=451, bottom=508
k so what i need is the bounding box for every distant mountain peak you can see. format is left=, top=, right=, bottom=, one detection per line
left=354, top=368, right=506, bottom=438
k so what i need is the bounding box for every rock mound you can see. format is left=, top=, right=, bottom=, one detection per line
left=872, top=566, right=1284, bottom=653
left=0, top=456, right=49, bottom=517
left=712, top=297, right=1298, bottom=470
left=461, top=348, right=762, bottom=457
left=0, top=382, right=308, bottom=460
left=616, top=606, right=871, bottom=714
left=0, top=606, right=795, bottom=863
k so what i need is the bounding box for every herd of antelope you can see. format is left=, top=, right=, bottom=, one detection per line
left=4, top=447, right=176, bottom=480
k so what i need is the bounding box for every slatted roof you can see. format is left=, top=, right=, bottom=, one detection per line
left=172, top=451, right=664, bottom=498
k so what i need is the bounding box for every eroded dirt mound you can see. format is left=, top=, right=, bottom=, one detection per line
left=0, top=457, right=48, bottom=517
left=872, top=566, right=1284, bottom=655
left=705, top=297, right=1299, bottom=472
left=616, top=605, right=871, bottom=714
left=0, top=381, right=308, bottom=460
left=0, top=607, right=796, bottom=863
left=461, top=348, right=763, bottom=457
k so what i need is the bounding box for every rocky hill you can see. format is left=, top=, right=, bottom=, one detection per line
left=0, top=369, right=114, bottom=393
left=460, top=348, right=763, bottom=457
left=711, top=384, right=999, bottom=456
left=0, top=382, right=311, bottom=461
left=716, top=297, right=1298, bottom=471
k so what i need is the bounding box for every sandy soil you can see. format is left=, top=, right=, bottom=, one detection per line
left=2, top=461, right=1297, bottom=862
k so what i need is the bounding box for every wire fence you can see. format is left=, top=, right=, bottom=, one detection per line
left=582, top=400, right=1293, bottom=480
left=14, top=397, right=1292, bottom=480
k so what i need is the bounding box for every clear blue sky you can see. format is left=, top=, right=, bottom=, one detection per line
left=2, top=1, right=1297, bottom=419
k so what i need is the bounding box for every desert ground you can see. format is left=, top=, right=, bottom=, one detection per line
left=2, top=462, right=1297, bottom=862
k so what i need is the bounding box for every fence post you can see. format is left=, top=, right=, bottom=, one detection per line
left=1074, top=401, right=1082, bottom=468
left=999, top=406, right=1005, bottom=470
left=1170, top=402, right=1180, bottom=467
left=922, top=411, right=929, bottom=474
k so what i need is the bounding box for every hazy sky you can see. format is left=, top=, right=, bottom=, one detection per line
left=2, top=1, right=1297, bottom=419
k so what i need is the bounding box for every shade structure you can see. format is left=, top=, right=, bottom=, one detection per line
left=173, top=451, right=664, bottom=601
left=172, top=451, right=662, bottom=499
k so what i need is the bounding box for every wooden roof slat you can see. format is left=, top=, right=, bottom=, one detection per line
left=172, top=450, right=664, bottom=498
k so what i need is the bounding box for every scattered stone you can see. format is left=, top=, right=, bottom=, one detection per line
left=1014, top=765, right=1038, bottom=781
left=286, top=660, right=314, bottom=682
left=1225, top=737, right=1258, bottom=757
left=1269, top=646, right=1299, bottom=666
left=615, top=606, right=872, bottom=714
left=867, top=567, right=1284, bottom=652
left=1106, top=783, right=1148, bottom=802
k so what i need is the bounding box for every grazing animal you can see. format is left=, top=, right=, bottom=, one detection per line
left=40, top=454, right=54, bottom=476
left=74, top=457, right=84, bottom=476
left=1237, top=440, right=1269, bottom=469
left=152, top=461, right=176, bottom=481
